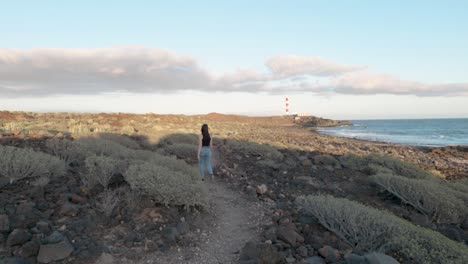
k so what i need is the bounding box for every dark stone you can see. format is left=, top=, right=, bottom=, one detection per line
left=0, top=214, right=10, bottom=231
left=18, top=239, right=40, bottom=258
left=16, top=202, right=35, bottom=215
left=240, top=241, right=281, bottom=263
left=43, top=231, right=66, bottom=244
left=68, top=193, right=88, bottom=205
left=176, top=222, right=189, bottom=235
left=162, top=226, right=179, bottom=244
left=35, top=221, right=52, bottom=235
left=58, top=202, right=79, bottom=217
left=263, top=226, right=277, bottom=241
left=7, top=229, right=32, bottom=247
left=277, top=226, right=303, bottom=247
left=318, top=246, right=340, bottom=263
left=304, top=256, right=326, bottom=264
left=364, top=252, right=400, bottom=264
left=37, top=239, right=74, bottom=263
left=9, top=213, right=38, bottom=229
left=69, top=218, right=91, bottom=233
left=344, top=253, right=367, bottom=264
left=1, top=257, right=31, bottom=264
left=297, top=245, right=308, bottom=257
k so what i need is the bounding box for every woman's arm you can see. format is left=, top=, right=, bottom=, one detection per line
left=198, top=135, right=202, bottom=160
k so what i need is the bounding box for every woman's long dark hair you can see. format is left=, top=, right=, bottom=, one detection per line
left=201, top=124, right=210, bottom=139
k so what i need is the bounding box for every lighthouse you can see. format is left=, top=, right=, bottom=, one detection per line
left=285, top=97, right=290, bottom=115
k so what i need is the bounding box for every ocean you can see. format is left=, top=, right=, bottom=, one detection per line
left=317, top=118, right=468, bottom=147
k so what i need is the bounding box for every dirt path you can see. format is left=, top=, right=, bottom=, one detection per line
left=135, top=178, right=268, bottom=264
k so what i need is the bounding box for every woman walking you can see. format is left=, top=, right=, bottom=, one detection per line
left=198, top=124, right=214, bottom=181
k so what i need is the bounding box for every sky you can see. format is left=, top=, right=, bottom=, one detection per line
left=0, top=0, right=467, bottom=119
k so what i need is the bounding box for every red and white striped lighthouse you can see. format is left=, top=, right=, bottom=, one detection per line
left=285, top=97, right=290, bottom=115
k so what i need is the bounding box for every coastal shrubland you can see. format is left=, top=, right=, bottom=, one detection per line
left=0, top=145, right=66, bottom=183
left=226, top=140, right=283, bottom=160
left=340, top=153, right=434, bottom=179
left=370, top=173, right=467, bottom=223
left=297, top=195, right=468, bottom=264
left=124, top=161, right=207, bottom=208
left=162, top=143, right=198, bottom=160
left=83, top=154, right=120, bottom=189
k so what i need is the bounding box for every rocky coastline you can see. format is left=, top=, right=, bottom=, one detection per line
left=0, top=111, right=467, bottom=264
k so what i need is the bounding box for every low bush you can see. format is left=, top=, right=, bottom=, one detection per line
left=124, top=162, right=207, bottom=208
left=94, top=190, right=120, bottom=218
left=297, top=195, right=468, bottom=264
left=131, top=150, right=198, bottom=180
left=371, top=173, right=466, bottom=223
left=163, top=143, right=198, bottom=160
left=96, top=133, right=141, bottom=149
left=313, top=154, right=340, bottom=167
left=74, top=137, right=131, bottom=160
left=160, top=133, right=199, bottom=146
left=226, top=140, right=283, bottom=160
left=83, top=155, right=119, bottom=189
left=447, top=179, right=468, bottom=203
left=0, top=145, right=66, bottom=183
left=45, top=138, right=83, bottom=164
left=340, top=154, right=433, bottom=179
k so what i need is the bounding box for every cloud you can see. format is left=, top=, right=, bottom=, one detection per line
left=0, top=47, right=467, bottom=97
left=330, top=73, right=468, bottom=96
left=265, top=55, right=366, bottom=78
left=0, top=47, right=213, bottom=96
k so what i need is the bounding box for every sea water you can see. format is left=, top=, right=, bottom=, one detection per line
left=317, top=118, right=468, bottom=147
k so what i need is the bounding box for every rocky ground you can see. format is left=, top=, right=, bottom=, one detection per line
left=0, top=111, right=467, bottom=264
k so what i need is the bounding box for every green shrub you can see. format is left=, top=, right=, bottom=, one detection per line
left=96, top=133, right=141, bottom=149
left=313, top=154, right=340, bottom=167
left=45, top=138, right=83, bottom=164
left=74, top=137, right=131, bottom=160
left=160, top=133, right=199, bottom=146
left=340, top=154, right=433, bottom=179
left=297, top=195, right=468, bottom=264
left=83, top=155, right=119, bottom=189
left=0, top=145, right=66, bottom=183
left=226, top=140, right=283, bottom=160
left=124, top=162, right=207, bottom=208
left=94, top=190, right=120, bottom=218
left=371, top=173, right=466, bottom=223
left=447, top=180, right=468, bottom=203
left=131, top=150, right=198, bottom=180
left=163, top=143, right=198, bottom=160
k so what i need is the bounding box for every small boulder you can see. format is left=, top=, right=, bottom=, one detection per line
left=162, top=226, right=179, bottom=244
left=1, top=257, right=31, bottom=264
left=58, top=202, right=79, bottom=217
left=344, top=253, right=367, bottom=264
left=7, top=229, right=32, bottom=247
left=318, top=245, right=340, bottom=263
left=68, top=193, right=88, bottom=205
left=304, top=256, right=326, bottom=264
left=256, top=184, right=268, bottom=195
left=35, top=221, right=52, bottom=235
left=37, top=239, right=74, bottom=263
left=43, top=231, right=66, bottom=244
left=19, top=239, right=40, bottom=258
left=240, top=241, right=281, bottom=264
left=297, top=245, right=308, bottom=257
left=0, top=214, right=10, bottom=231
left=95, top=252, right=114, bottom=264
left=277, top=226, right=304, bottom=247
left=364, top=252, right=399, bottom=264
